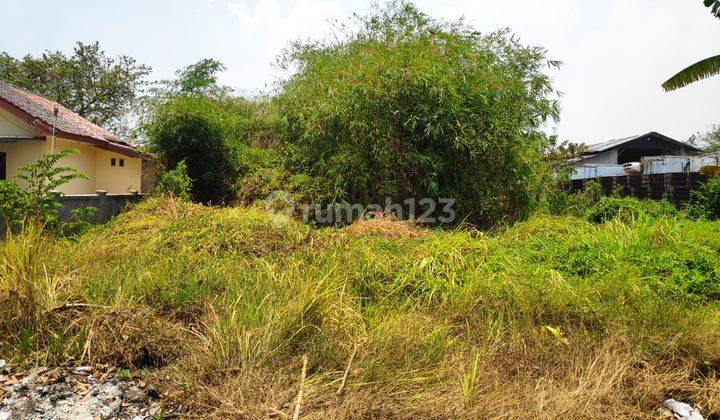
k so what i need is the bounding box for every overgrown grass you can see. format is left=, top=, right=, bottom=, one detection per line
left=2, top=197, right=720, bottom=417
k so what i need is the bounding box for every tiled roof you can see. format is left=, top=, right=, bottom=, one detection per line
left=0, top=80, right=140, bottom=155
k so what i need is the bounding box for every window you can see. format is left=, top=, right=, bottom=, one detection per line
left=119, top=158, right=125, bottom=167
left=0, top=153, right=5, bottom=180
left=111, top=158, right=116, bottom=166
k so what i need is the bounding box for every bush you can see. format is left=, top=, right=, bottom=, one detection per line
left=545, top=181, right=602, bottom=216
left=687, top=176, right=720, bottom=220
left=155, top=160, right=192, bottom=200
left=0, top=149, right=87, bottom=231
left=274, top=1, right=559, bottom=227
left=0, top=181, right=27, bottom=227
left=586, top=196, right=677, bottom=224
left=146, top=96, right=240, bottom=204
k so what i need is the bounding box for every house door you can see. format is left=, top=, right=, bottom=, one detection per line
left=0, top=152, right=5, bottom=180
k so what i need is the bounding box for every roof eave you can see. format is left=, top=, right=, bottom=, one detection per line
left=0, top=96, right=146, bottom=158
left=54, top=130, right=148, bottom=158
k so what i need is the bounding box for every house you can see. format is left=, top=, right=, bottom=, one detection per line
left=577, top=132, right=700, bottom=165
left=0, top=81, right=144, bottom=194
left=571, top=132, right=702, bottom=180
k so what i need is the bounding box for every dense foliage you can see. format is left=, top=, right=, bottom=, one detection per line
left=688, top=124, right=720, bottom=152
left=688, top=176, right=720, bottom=220
left=154, top=160, right=192, bottom=200
left=145, top=97, right=241, bottom=203
left=274, top=1, right=559, bottom=226
left=585, top=196, right=678, bottom=223
left=0, top=42, right=150, bottom=132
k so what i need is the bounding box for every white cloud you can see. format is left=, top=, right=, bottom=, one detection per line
left=224, top=0, right=344, bottom=91
left=217, top=0, right=718, bottom=140
left=432, top=0, right=720, bottom=142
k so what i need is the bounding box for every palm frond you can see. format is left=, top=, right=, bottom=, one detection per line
left=662, top=55, right=720, bottom=91
left=705, top=0, right=720, bottom=19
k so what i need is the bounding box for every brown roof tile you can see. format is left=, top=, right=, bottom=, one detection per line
left=0, top=80, right=141, bottom=156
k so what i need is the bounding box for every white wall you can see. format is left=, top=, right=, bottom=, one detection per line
left=579, top=150, right=618, bottom=165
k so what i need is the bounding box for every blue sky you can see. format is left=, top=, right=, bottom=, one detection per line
left=4, top=0, right=720, bottom=143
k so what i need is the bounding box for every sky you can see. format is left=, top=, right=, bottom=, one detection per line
left=3, top=0, right=720, bottom=144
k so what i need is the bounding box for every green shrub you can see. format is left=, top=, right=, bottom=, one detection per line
left=1, top=149, right=87, bottom=231
left=586, top=196, right=677, bottom=224
left=687, top=176, right=720, bottom=220
left=545, top=181, right=602, bottom=216
left=155, top=160, right=192, bottom=200
left=0, top=180, right=27, bottom=228
left=65, top=206, right=98, bottom=235
left=146, top=96, right=240, bottom=204
left=274, top=1, right=559, bottom=227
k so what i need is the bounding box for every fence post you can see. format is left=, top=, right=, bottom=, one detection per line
left=96, top=190, right=107, bottom=224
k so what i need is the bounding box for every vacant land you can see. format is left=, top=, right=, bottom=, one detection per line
left=2, top=197, right=720, bottom=418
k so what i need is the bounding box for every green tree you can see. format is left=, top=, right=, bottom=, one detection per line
left=146, top=97, right=239, bottom=204
left=140, top=59, right=269, bottom=203
left=274, top=1, right=559, bottom=226
left=133, top=59, right=233, bottom=143
left=0, top=42, right=150, bottom=132
left=662, top=1, right=720, bottom=91
left=172, top=58, right=229, bottom=97
left=688, top=124, right=720, bottom=152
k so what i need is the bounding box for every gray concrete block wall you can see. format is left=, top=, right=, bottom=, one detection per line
left=569, top=173, right=710, bottom=206
left=56, top=192, right=144, bottom=224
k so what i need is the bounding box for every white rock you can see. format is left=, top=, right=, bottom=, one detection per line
left=73, top=366, right=93, bottom=375
left=664, top=399, right=704, bottom=420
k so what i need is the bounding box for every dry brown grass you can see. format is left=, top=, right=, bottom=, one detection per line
left=145, top=333, right=720, bottom=419
left=344, top=215, right=429, bottom=239
left=86, top=306, right=190, bottom=369
left=4, top=200, right=720, bottom=418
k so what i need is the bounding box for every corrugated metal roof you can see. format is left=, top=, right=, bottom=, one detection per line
left=584, top=132, right=701, bottom=154
left=585, top=134, right=644, bottom=153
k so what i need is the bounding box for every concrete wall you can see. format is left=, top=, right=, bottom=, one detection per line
left=0, top=108, right=34, bottom=137
left=570, top=172, right=710, bottom=206
left=0, top=111, right=143, bottom=194
left=95, top=149, right=142, bottom=193
left=46, top=137, right=97, bottom=194
left=579, top=150, right=618, bottom=165
left=56, top=193, right=144, bottom=224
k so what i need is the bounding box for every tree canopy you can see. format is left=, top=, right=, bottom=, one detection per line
left=0, top=42, right=150, bottom=133
left=273, top=1, right=560, bottom=226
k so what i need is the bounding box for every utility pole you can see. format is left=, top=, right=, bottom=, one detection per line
left=51, top=105, right=59, bottom=153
